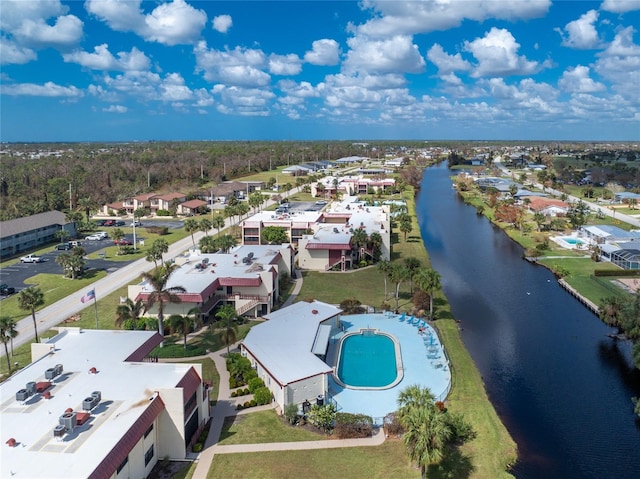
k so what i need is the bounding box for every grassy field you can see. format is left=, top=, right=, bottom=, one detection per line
left=207, top=440, right=420, bottom=479
left=218, top=410, right=327, bottom=445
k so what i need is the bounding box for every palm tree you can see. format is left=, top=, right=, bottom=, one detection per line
left=413, top=268, right=442, bottom=319
left=18, top=287, right=44, bottom=343
left=404, top=257, right=421, bottom=293
left=199, top=218, right=212, bottom=236
left=377, top=259, right=391, bottom=300
left=199, top=235, right=218, bottom=253
left=0, top=316, right=19, bottom=373
left=216, top=234, right=237, bottom=253
left=212, top=215, right=226, bottom=235
left=169, top=307, right=201, bottom=349
left=397, top=385, right=450, bottom=479
left=115, top=298, right=144, bottom=330
left=399, top=216, right=413, bottom=241
left=216, top=304, right=239, bottom=354
left=146, top=238, right=169, bottom=267
left=351, top=227, right=368, bottom=263
left=141, top=263, right=185, bottom=345
left=389, top=263, right=410, bottom=312
left=368, top=231, right=384, bottom=262
left=112, top=227, right=125, bottom=254
left=184, top=218, right=199, bottom=247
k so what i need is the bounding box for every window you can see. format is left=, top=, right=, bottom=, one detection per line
left=144, top=445, right=154, bottom=466
left=116, top=457, right=128, bottom=474
left=144, top=423, right=154, bottom=439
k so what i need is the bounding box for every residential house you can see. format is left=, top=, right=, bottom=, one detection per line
left=241, top=300, right=343, bottom=412
left=177, top=199, right=208, bottom=216
left=523, top=197, right=569, bottom=217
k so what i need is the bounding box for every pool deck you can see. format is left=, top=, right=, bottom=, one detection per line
left=327, top=313, right=451, bottom=422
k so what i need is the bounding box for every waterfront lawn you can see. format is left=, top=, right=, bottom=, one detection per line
left=208, top=440, right=419, bottom=479
left=218, top=410, right=327, bottom=445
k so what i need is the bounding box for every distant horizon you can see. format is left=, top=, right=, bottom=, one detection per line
left=1, top=1, right=639, bottom=142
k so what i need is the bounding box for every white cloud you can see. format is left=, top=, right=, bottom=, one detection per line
left=343, top=35, right=425, bottom=74
left=0, top=37, right=37, bottom=65
left=601, top=0, right=640, bottom=13
left=427, top=44, right=471, bottom=74
left=0, top=0, right=82, bottom=54
left=212, top=15, right=232, bottom=33
left=0, top=81, right=83, bottom=97
left=304, top=39, right=340, bottom=66
left=464, top=28, right=541, bottom=77
left=85, top=0, right=206, bottom=46
left=558, top=65, right=606, bottom=93
left=63, top=44, right=151, bottom=71
left=194, top=42, right=270, bottom=87
left=278, top=80, right=319, bottom=98
left=356, top=0, right=551, bottom=37
left=558, top=10, right=601, bottom=49
left=269, top=54, right=302, bottom=75
left=594, top=26, right=640, bottom=100
left=212, top=85, right=275, bottom=116
left=103, top=104, right=127, bottom=113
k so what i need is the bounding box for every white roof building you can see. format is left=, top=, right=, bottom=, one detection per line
left=241, top=301, right=342, bottom=410
left=0, top=328, right=208, bottom=479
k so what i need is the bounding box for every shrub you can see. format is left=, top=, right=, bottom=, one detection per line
left=446, top=412, right=476, bottom=444
left=236, top=404, right=243, bottom=410
left=193, top=443, right=203, bottom=453
left=250, top=399, right=257, bottom=407
left=384, top=412, right=404, bottom=437
left=284, top=403, right=299, bottom=425
left=248, top=377, right=265, bottom=393
left=333, top=412, right=373, bottom=439
left=156, top=209, right=171, bottom=217
left=307, top=404, right=336, bottom=433
left=243, top=369, right=258, bottom=382
left=435, top=401, right=446, bottom=412
left=229, top=377, right=237, bottom=389
left=253, top=387, right=271, bottom=406
left=243, top=388, right=250, bottom=396
left=244, top=401, right=251, bottom=408
left=230, top=391, right=237, bottom=398
left=146, top=225, right=169, bottom=235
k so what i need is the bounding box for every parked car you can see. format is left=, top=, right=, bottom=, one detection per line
left=85, top=233, right=106, bottom=241
left=95, top=232, right=108, bottom=239
left=69, top=240, right=82, bottom=247
left=103, top=220, right=116, bottom=226
left=0, top=284, right=16, bottom=296
left=131, top=220, right=142, bottom=227
left=315, top=200, right=328, bottom=206
left=55, top=242, right=72, bottom=250
left=94, top=219, right=107, bottom=226
left=114, top=220, right=126, bottom=226
left=20, top=254, right=44, bottom=263
left=113, top=238, right=132, bottom=245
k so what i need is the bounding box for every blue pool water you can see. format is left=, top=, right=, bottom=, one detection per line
left=562, top=237, right=584, bottom=245
left=337, top=332, right=396, bottom=388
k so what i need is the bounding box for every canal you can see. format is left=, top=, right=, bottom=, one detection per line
left=416, top=162, right=640, bottom=479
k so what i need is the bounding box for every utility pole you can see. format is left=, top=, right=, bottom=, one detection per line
left=69, top=183, right=72, bottom=210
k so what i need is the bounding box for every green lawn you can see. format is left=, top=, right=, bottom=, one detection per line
left=208, top=440, right=419, bottom=479
left=218, top=410, right=327, bottom=445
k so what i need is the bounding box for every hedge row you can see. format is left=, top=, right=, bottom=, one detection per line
left=593, top=270, right=640, bottom=277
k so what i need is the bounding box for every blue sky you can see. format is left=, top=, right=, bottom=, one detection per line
left=1, top=0, right=639, bottom=142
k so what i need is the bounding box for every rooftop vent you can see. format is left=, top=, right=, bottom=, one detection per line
left=43, top=391, right=52, bottom=399
left=312, top=309, right=318, bottom=315
left=89, top=367, right=97, bottom=374
left=6, top=438, right=17, bottom=447
left=333, top=227, right=339, bottom=233
left=247, top=252, right=254, bottom=259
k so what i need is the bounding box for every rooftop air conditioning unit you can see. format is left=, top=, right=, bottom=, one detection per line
left=91, top=391, right=101, bottom=403
left=82, top=397, right=97, bottom=411
left=53, top=425, right=66, bottom=438
left=16, top=389, right=29, bottom=402
left=26, top=382, right=37, bottom=395
left=59, top=411, right=77, bottom=432
left=54, top=364, right=63, bottom=376
left=45, top=368, right=57, bottom=380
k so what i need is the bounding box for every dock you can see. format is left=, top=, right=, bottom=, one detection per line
left=558, top=278, right=600, bottom=314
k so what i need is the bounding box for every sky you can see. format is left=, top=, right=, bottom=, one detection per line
left=1, top=0, right=639, bottom=142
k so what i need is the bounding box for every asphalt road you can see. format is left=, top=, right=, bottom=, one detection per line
left=0, top=191, right=299, bottom=358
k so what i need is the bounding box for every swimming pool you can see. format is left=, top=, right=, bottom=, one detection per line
left=334, top=329, right=402, bottom=389
left=561, top=237, right=584, bottom=245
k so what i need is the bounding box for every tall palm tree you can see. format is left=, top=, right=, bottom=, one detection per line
left=351, top=227, right=368, bottom=263
left=216, top=234, right=237, bottom=253
left=18, top=286, right=44, bottom=343
left=402, top=406, right=453, bottom=478
left=141, top=263, right=185, bottom=345
left=184, top=218, right=199, bottom=247
left=377, top=259, right=391, bottom=300
left=413, top=268, right=442, bottom=319
left=0, top=316, right=19, bottom=374
left=397, top=384, right=435, bottom=415
left=169, top=307, right=201, bottom=349
left=199, top=218, right=212, bottom=236
left=199, top=235, right=218, bottom=253
left=115, top=298, right=144, bottom=330
left=212, top=215, right=226, bottom=235
left=404, top=257, right=421, bottom=293
left=368, top=231, right=384, bottom=262
left=389, top=263, right=410, bottom=312
left=216, top=304, right=239, bottom=354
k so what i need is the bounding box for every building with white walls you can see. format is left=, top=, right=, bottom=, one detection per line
left=0, top=328, right=209, bottom=479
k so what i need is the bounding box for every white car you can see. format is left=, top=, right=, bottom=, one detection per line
left=85, top=234, right=104, bottom=241
left=315, top=200, right=328, bottom=206
left=130, top=220, right=142, bottom=227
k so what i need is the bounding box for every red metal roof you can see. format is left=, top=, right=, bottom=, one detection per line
left=124, top=333, right=164, bottom=362
left=219, top=277, right=262, bottom=286
left=176, top=366, right=201, bottom=403
left=181, top=199, right=207, bottom=208
left=305, top=243, right=351, bottom=250
left=88, top=395, right=165, bottom=479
